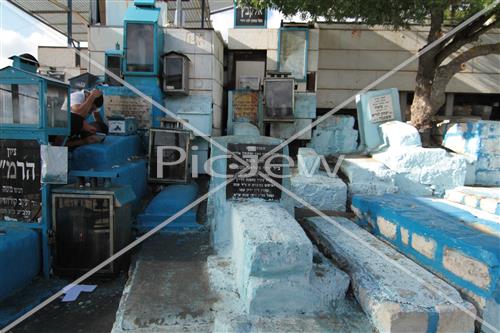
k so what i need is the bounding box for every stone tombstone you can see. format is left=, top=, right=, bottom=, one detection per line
left=207, top=130, right=294, bottom=255
left=356, top=88, right=402, bottom=152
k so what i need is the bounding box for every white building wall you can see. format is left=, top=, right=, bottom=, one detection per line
left=228, top=28, right=319, bottom=90
left=37, top=47, right=89, bottom=82
left=316, top=23, right=500, bottom=109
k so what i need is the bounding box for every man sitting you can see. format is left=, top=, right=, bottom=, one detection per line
left=63, top=88, right=108, bottom=148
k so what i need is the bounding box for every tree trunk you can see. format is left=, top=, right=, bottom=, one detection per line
left=410, top=55, right=438, bottom=131
left=410, top=6, right=444, bottom=131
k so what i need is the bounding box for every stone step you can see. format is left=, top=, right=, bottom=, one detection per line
left=302, top=216, right=476, bottom=333
left=421, top=197, right=499, bottom=237
left=351, top=194, right=500, bottom=332
left=445, top=186, right=500, bottom=215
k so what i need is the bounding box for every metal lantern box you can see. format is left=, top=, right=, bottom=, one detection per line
left=162, top=52, right=190, bottom=95
left=148, top=128, right=191, bottom=184
left=105, top=50, right=124, bottom=86
left=51, top=185, right=135, bottom=275
left=263, top=77, right=295, bottom=121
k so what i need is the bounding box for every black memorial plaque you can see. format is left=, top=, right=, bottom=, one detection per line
left=235, top=4, right=267, bottom=28
left=0, top=139, right=41, bottom=221
left=226, top=143, right=283, bottom=201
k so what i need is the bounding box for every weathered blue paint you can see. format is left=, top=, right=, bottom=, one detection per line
left=136, top=183, right=200, bottom=233
left=0, top=62, right=71, bottom=279
left=356, top=88, right=402, bottom=152
left=438, top=120, right=500, bottom=186
left=69, top=135, right=147, bottom=207
left=427, top=310, right=439, bottom=333
left=352, top=193, right=500, bottom=329
left=294, top=92, right=317, bottom=119
left=419, top=197, right=499, bottom=236
left=0, top=226, right=40, bottom=302
left=70, top=135, right=143, bottom=170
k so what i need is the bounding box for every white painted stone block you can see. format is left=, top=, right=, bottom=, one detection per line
left=297, top=148, right=320, bottom=176
left=231, top=201, right=312, bottom=284
left=340, top=157, right=398, bottom=197
left=303, top=217, right=476, bottom=333
left=373, top=147, right=467, bottom=196
left=379, top=121, right=422, bottom=148
left=291, top=172, right=347, bottom=211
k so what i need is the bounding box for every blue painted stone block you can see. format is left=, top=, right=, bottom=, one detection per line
left=136, top=183, right=200, bottom=233
left=0, top=227, right=40, bottom=302
left=351, top=194, right=500, bottom=331
left=438, top=120, right=500, bottom=186
left=71, top=135, right=143, bottom=170
left=308, top=115, right=358, bottom=155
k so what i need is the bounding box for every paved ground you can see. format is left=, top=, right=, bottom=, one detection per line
left=8, top=274, right=127, bottom=333
left=112, top=232, right=216, bottom=332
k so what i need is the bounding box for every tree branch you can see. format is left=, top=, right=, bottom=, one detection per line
left=436, top=17, right=498, bottom=64
left=437, top=42, right=500, bottom=80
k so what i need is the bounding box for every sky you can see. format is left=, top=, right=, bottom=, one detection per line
left=0, top=1, right=67, bottom=68
left=0, top=0, right=294, bottom=69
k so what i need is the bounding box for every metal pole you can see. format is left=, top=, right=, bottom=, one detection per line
left=67, top=0, right=72, bottom=46
left=201, top=0, right=205, bottom=28
left=174, top=0, right=182, bottom=27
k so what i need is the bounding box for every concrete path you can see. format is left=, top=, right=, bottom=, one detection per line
left=112, top=233, right=217, bottom=333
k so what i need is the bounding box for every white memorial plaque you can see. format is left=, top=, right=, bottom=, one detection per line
left=104, top=95, right=152, bottom=128
left=368, top=94, right=395, bottom=123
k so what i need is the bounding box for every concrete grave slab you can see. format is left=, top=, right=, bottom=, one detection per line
left=352, top=194, right=500, bottom=332
left=340, top=156, right=398, bottom=198
left=445, top=186, right=500, bottom=216
left=291, top=171, right=347, bottom=211
left=303, top=216, right=476, bottom=333
left=231, top=201, right=350, bottom=315
left=435, top=120, right=500, bottom=186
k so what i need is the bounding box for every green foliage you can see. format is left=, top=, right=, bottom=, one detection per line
left=238, top=0, right=498, bottom=28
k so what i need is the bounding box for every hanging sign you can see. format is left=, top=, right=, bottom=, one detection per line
left=234, top=2, right=267, bottom=28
